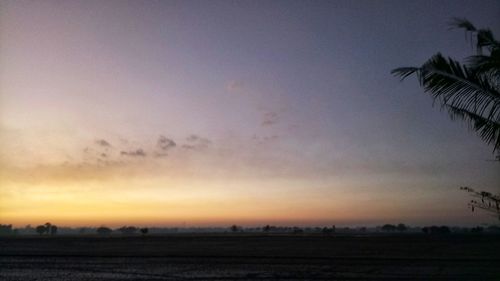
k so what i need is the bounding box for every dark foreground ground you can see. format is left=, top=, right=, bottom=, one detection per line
left=1, top=234, right=499, bottom=280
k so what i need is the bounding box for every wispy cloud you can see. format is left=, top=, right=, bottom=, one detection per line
left=183, top=134, right=212, bottom=150
left=121, top=149, right=147, bottom=157
left=95, top=139, right=112, bottom=147
left=157, top=135, right=176, bottom=151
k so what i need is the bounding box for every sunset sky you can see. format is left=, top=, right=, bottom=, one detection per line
left=1, top=0, right=499, bottom=227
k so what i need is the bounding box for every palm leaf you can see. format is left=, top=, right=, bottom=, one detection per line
left=467, top=52, right=500, bottom=80
left=393, top=19, right=500, bottom=153
left=390, top=67, right=419, bottom=80
left=450, top=18, right=500, bottom=53
left=449, top=18, right=476, bottom=32
left=447, top=105, right=500, bottom=151
left=392, top=53, right=500, bottom=123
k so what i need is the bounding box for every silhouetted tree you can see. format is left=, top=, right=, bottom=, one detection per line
left=262, top=225, right=271, bottom=232
left=381, top=224, right=397, bottom=232
left=35, top=222, right=57, bottom=235
left=0, top=224, right=14, bottom=235
left=438, top=226, right=451, bottom=234
left=471, top=226, right=484, bottom=233
left=322, top=227, right=334, bottom=235
left=44, top=222, right=51, bottom=232
left=118, top=226, right=138, bottom=235
left=422, top=225, right=451, bottom=234
left=230, top=225, right=240, bottom=232
left=96, top=226, right=112, bottom=236
left=396, top=223, right=408, bottom=232
left=50, top=225, right=58, bottom=235
left=392, top=18, right=500, bottom=153
left=35, top=225, right=46, bottom=235
left=140, top=228, right=149, bottom=235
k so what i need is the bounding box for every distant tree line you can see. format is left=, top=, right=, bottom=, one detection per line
left=3, top=223, right=499, bottom=236
left=0, top=224, right=16, bottom=235
left=421, top=226, right=451, bottom=234
left=0, top=224, right=150, bottom=236
left=380, top=224, right=408, bottom=232
left=96, top=226, right=149, bottom=236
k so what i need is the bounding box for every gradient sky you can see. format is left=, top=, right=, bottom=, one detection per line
left=1, top=0, right=499, bottom=227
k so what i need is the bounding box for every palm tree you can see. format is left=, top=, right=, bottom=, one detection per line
left=392, top=18, right=500, bottom=154
left=392, top=19, right=500, bottom=220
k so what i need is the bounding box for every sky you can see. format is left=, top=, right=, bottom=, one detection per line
left=0, top=0, right=499, bottom=228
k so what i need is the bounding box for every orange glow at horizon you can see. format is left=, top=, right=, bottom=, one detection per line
left=0, top=130, right=490, bottom=227
left=0, top=164, right=429, bottom=228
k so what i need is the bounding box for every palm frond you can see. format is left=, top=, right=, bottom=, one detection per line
left=393, top=19, right=500, bottom=153
left=450, top=18, right=500, bottom=54
left=393, top=53, right=500, bottom=124
left=390, top=67, right=419, bottom=80
left=477, top=29, right=500, bottom=51
left=449, top=18, right=476, bottom=32
left=467, top=52, right=500, bottom=80
left=447, top=105, right=500, bottom=151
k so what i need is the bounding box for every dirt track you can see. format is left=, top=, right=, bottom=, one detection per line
left=1, top=234, right=499, bottom=280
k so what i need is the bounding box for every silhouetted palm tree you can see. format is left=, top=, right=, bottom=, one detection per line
left=392, top=18, right=500, bottom=153
left=393, top=19, right=500, bottom=221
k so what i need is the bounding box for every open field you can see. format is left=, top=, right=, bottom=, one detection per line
left=1, top=234, right=499, bottom=280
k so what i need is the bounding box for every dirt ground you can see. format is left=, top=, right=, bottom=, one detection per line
left=1, top=234, right=499, bottom=280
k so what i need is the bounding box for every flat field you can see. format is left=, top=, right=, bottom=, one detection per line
left=1, top=234, right=499, bottom=280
